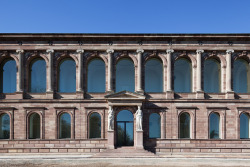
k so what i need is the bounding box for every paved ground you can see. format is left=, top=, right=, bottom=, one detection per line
left=1, top=154, right=250, bottom=167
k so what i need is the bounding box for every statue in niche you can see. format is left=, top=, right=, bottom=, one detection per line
left=136, top=106, right=143, bottom=131
left=108, top=106, right=114, bottom=131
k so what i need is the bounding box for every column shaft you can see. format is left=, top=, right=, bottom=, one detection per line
left=136, top=49, right=144, bottom=92
left=77, top=50, right=84, bottom=92
left=196, top=50, right=204, bottom=92
left=16, top=50, right=24, bottom=92
left=107, top=49, right=114, bottom=92
left=46, top=50, right=54, bottom=92
left=226, top=50, right=234, bottom=92
left=166, top=50, right=174, bottom=91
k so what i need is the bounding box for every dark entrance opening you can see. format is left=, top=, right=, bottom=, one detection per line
left=116, top=110, right=134, bottom=146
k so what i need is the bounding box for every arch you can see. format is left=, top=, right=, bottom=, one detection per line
left=174, top=58, right=192, bottom=93
left=58, top=58, right=76, bottom=93
left=0, top=113, right=10, bottom=139
left=209, top=112, right=220, bottom=139
left=87, top=58, right=106, bottom=92
left=149, top=113, right=161, bottom=138
left=145, top=58, right=163, bottom=92
left=144, top=52, right=167, bottom=66
left=85, top=52, right=108, bottom=67
left=0, top=58, right=16, bottom=93
left=59, top=112, right=71, bottom=139
left=28, top=112, right=40, bottom=139
left=29, top=58, right=46, bottom=93
left=89, top=112, right=101, bottom=138
left=115, top=52, right=138, bottom=67
left=233, top=59, right=250, bottom=93
left=204, top=59, right=221, bottom=93
left=116, top=58, right=135, bottom=92
left=174, top=52, right=197, bottom=68
left=179, top=112, right=190, bottom=138
left=240, top=112, right=249, bottom=139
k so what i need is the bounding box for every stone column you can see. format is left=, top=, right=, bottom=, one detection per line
left=136, top=49, right=144, bottom=93
left=107, top=105, right=115, bottom=149
left=16, top=50, right=24, bottom=93
left=226, top=49, right=234, bottom=99
left=161, top=111, right=166, bottom=139
left=76, top=50, right=84, bottom=99
left=107, top=49, right=114, bottom=93
left=166, top=49, right=174, bottom=99
left=46, top=50, right=54, bottom=99
left=196, top=50, right=204, bottom=99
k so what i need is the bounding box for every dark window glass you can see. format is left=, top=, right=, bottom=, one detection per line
left=209, top=113, right=220, bottom=139
left=145, top=59, right=163, bottom=92
left=59, top=113, right=71, bottom=139
left=174, top=59, right=192, bottom=93
left=149, top=113, right=161, bottom=138
left=180, top=112, right=190, bottom=138
left=233, top=59, right=249, bottom=93
left=30, top=59, right=46, bottom=93
left=116, top=59, right=135, bottom=92
left=29, top=113, right=40, bottom=139
left=0, top=114, right=10, bottom=139
left=0, top=59, right=16, bottom=93
left=204, top=59, right=220, bottom=93
left=240, top=113, right=249, bottom=139
left=89, top=113, right=101, bottom=138
left=87, top=59, right=105, bottom=92
left=58, top=59, right=76, bottom=93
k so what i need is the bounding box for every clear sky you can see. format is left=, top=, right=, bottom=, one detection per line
left=0, top=0, right=250, bottom=33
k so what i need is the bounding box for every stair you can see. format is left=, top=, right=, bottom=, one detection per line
left=92, top=147, right=157, bottom=158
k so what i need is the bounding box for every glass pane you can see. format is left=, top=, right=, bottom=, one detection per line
left=1, top=59, right=16, bottom=93
left=87, top=59, right=105, bottom=92
left=174, top=59, right=191, bottom=93
left=58, top=59, right=76, bottom=93
left=209, top=113, right=220, bottom=139
left=145, top=59, right=163, bottom=92
left=240, top=113, right=249, bottom=139
left=204, top=59, right=220, bottom=93
left=116, top=59, right=135, bottom=92
left=30, top=59, right=46, bottom=93
left=59, top=113, right=71, bottom=139
left=149, top=113, right=161, bottom=138
left=180, top=112, right=190, bottom=138
left=29, top=113, right=40, bottom=139
left=117, top=110, right=133, bottom=122
left=117, top=122, right=125, bottom=146
left=233, top=59, right=249, bottom=93
left=126, top=122, right=134, bottom=146
left=89, top=113, right=101, bottom=138
left=0, top=114, right=10, bottom=139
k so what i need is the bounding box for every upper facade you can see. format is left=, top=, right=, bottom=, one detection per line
left=0, top=33, right=250, bottom=100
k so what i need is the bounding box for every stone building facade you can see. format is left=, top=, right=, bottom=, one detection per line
left=0, top=34, right=250, bottom=154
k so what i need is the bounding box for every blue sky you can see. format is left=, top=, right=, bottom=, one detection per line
left=0, top=0, right=250, bottom=33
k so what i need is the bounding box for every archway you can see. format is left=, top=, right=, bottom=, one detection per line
left=116, top=110, right=134, bottom=146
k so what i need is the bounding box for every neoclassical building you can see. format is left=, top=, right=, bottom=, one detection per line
left=0, top=33, right=250, bottom=154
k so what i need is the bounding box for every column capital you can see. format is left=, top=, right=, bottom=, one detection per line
left=16, top=50, right=24, bottom=54
left=226, top=49, right=234, bottom=54
left=136, top=49, right=144, bottom=54
left=166, top=49, right=174, bottom=54
left=106, top=49, right=114, bottom=54
left=46, top=49, right=54, bottom=53
left=196, top=50, right=204, bottom=54
left=76, top=49, right=84, bottom=54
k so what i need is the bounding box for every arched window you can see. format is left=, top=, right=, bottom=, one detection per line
left=89, top=112, right=101, bottom=138
left=204, top=59, right=220, bottom=93
left=58, top=59, right=76, bottom=93
left=179, top=112, right=190, bottom=138
left=149, top=113, right=161, bottom=138
left=145, top=59, right=163, bottom=92
left=240, top=113, right=249, bottom=139
left=209, top=113, right=220, bottom=139
left=0, top=59, right=16, bottom=93
left=116, top=59, right=135, bottom=92
left=174, top=58, right=192, bottom=93
left=29, top=113, right=40, bottom=139
left=87, top=59, right=105, bottom=92
left=30, top=59, right=46, bottom=93
left=233, top=59, right=250, bottom=93
left=59, top=113, right=71, bottom=139
left=0, top=113, right=10, bottom=139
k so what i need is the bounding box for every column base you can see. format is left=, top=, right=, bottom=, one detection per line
left=135, top=130, right=144, bottom=149
left=107, top=130, right=115, bottom=149
left=15, top=91, right=24, bottom=99
left=46, top=91, right=54, bottom=99
left=106, top=90, right=114, bottom=95
left=136, top=90, right=144, bottom=95
left=196, top=91, right=204, bottom=99
left=226, top=91, right=235, bottom=99
left=166, top=91, right=174, bottom=99
left=76, top=91, right=84, bottom=99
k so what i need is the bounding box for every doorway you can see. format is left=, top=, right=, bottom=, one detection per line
left=116, top=110, right=134, bottom=146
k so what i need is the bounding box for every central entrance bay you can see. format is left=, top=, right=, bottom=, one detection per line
left=116, top=110, right=134, bottom=146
